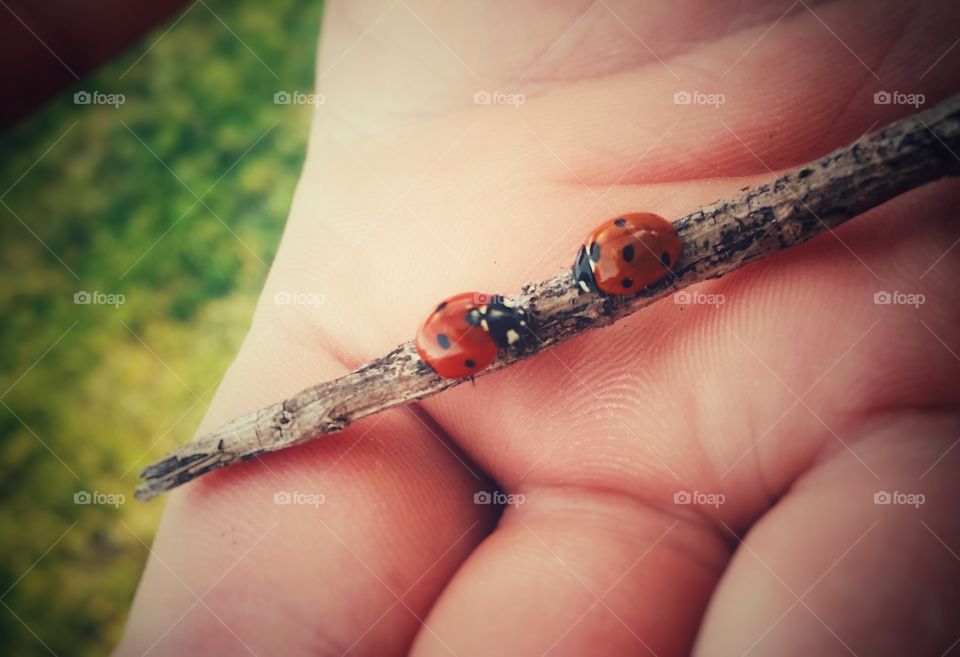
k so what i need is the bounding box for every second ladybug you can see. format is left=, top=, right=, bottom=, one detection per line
left=416, top=292, right=528, bottom=379
left=573, top=212, right=682, bottom=295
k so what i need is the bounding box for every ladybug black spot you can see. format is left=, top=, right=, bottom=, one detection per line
left=621, top=278, right=633, bottom=289
left=614, top=218, right=626, bottom=227
left=437, top=333, right=451, bottom=349
left=661, top=251, right=671, bottom=267
left=622, top=244, right=635, bottom=262
left=589, top=242, right=601, bottom=262
left=464, top=358, right=476, bottom=368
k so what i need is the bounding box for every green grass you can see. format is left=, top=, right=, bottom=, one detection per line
left=0, top=1, right=322, bottom=654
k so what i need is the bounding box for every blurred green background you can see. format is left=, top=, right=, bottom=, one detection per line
left=0, top=1, right=322, bottom=654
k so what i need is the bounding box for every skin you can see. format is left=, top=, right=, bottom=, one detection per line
left=115, top=1, right=960, bottom=655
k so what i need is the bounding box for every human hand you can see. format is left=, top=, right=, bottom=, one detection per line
left=117, top=1, right=960, bottom=655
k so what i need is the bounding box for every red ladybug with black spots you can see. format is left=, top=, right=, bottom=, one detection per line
left=573, top=212, right=682, bottom=295
left=416, top=292, right=528, bottom=379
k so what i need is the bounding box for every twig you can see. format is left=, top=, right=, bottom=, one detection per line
left=137, top=94, right=960, bottom=500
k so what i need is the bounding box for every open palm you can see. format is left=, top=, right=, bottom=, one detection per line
left=117, top=1, right=960, bottom=655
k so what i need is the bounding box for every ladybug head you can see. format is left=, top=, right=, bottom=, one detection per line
left=467, top=298, right=529, bottom=349
left=573, top=243, right=598, bottom=293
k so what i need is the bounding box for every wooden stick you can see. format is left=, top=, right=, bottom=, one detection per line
left=137, top=94, right=960, bottom=500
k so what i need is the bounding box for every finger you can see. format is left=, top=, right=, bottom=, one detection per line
left=359, top=0, right=957, bottom=186
left=116, top=318, right=498, bottom=657
left=411, top=488, right=730, bottom=657
left=404, top=105, right=960, bottom=657
left=695, top=411, right=960, bottom=656
left=315, top=0, right=782, bottom=127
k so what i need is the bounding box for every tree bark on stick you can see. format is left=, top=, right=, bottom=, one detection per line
left=136, top=93, right=960, bottom=500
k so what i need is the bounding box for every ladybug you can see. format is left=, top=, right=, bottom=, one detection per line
left=573, top=212, right=682, bottom=295
left=416, top=292, right=528, bottom=379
